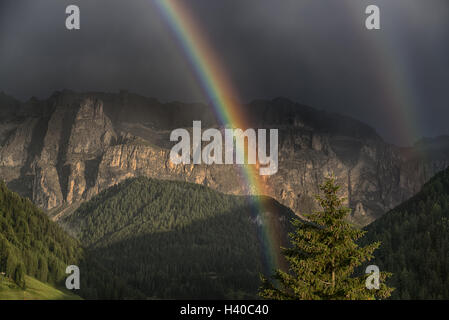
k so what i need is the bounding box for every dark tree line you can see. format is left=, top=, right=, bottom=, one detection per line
left=363, top=166, right=449, bottom=299
left=64, top=177, right=295, bottom=299
left=0, top=181, right=82, bottom=289
left=0, top=181, right=143, bottom=299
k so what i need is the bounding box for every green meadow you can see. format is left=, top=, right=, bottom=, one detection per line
left=0, top=275, right=81, bottom=300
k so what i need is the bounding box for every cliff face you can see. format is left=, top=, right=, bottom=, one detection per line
left=1, top=90, right=448, bottom=225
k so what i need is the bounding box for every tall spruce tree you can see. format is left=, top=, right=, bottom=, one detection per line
left=259, top=176, right=393, bottom=300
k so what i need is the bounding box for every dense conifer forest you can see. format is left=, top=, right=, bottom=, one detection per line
left=3, top=165, right=449, bottom=300
left=0, top=181, right=142, bottom=299
left=363, top=167, right=449, bottom=299
left=0, top=181, right=82, bottom=289
left=1, top=177, right=294, bottom=299
left=63, top=177, right=295, bottom=299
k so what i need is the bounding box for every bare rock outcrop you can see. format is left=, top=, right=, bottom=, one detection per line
left=1, top=91, right=448, bottom=225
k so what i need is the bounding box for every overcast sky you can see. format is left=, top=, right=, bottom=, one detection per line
left=0, top=0, right=448, bottom=146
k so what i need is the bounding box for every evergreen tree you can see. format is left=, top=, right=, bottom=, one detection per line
left=259, top=176, right=393, bottom=300
left=13, top=263, right=26, bottom=289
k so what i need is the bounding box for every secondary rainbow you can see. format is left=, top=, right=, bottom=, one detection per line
left=343, top=2, right=423, bottom=146
left=153, top=0, right=283, bottom=273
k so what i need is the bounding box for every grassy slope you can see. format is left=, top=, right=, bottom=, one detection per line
left=0, top=275, right=81, bottom=300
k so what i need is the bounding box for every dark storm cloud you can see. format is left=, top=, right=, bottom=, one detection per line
left=0, top=0, right=204, bottom=102
left=0, top=0, right=448, bottom=146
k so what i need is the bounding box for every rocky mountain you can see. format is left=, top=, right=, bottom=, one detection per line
left=1, top=90, right=448, bottom=225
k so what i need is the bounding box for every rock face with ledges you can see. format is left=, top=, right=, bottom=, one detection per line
left=1, top=90, right=448, bottom=225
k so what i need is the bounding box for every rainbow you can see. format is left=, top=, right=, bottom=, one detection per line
left=153, top=0, right=284, bottom=273
left=343, top=2, right=422, bottom=147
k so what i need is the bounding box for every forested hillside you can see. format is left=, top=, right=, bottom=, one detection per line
left=363, top=166, right=449, bottom=299
left=0, top=181, right=142, bottom=299
left=5, top=165, right=449, bottom=300
left=0, top=181, right=82, bottom=289
left=63, top=177, right=296, bottom=299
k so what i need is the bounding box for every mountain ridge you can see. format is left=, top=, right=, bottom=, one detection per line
left=1, top=90, right=448, bottom=225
